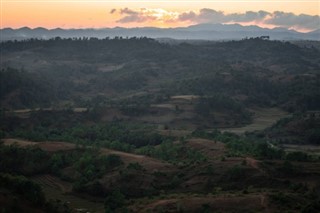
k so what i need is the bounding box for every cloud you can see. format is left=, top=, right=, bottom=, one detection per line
left=197, top=8, right=226, bottom=23
left=120, top=8, right=139, bottom=16
left=178, top=9, right=271, bottom=24
left=111, top=8, right=320, bottom=31
left=178, top=11, right=197, bottom=21
left=116, top=8, right=156, bottom=23
left=266, top=11, right=320, bottom=30
left=228, top=10, right=271, bottom=22
left=115, top=8, right=179, bottom=24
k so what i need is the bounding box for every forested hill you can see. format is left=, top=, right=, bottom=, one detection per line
left=1, top=37, right=320, bottom=113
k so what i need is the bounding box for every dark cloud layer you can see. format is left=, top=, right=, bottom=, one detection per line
left=111, top=8, right=320, bottom=31
left=178, top=9, right=319, bottom=30
left=266, top=11, right=320, bottom=30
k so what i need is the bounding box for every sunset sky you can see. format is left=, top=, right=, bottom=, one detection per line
left=1, top=0, right=320, bottom=32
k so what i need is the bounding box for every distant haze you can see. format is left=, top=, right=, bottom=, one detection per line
left=1, top=23, right=319, bottom=41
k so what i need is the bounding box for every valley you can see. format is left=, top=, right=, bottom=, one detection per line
left=1, top=38, right=320, bottom=212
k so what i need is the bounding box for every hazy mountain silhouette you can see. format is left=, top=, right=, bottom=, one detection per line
left=1, top=23, right=319, bottom=40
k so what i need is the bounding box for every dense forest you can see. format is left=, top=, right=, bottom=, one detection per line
left=1, top=38, right=320, bottom=212
left=1, top=37, right=319, bottom=110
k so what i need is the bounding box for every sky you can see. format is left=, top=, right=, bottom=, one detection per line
left=1, top=0, right=320, bottom=32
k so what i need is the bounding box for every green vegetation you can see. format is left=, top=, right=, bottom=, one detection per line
left=0, top=143, right=50, bottom=175
left=0, top=173, right=45, bottom=205
left=104, top=189, right=126, bottom=212
left=0, top=68, right=58, bottom=109
left=286, top=151, right=311, bottom=161
left=1, top=38, right=320, bottom=212
left=195, top=95, right=252, bottom=125
left=1, top=38, right=320, bottom=114
left=0, top=143, right=123, bottom=198
left=73, top=153, right=123, bottom=193
left=192, top=129, right=284, bottom=159
left=265, top=112, right=320, bottom=145
left=3, top=114, right=169, bottom=150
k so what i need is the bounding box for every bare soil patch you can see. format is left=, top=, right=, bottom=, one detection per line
left=171, top=95, right=199, bottom=101
left=2, top=139, right=77, bottom=152
left=187, top=138, right=226, bottom=161
left=100, top=148, right=173, bottom=172
left=2, top=138, right=38, bottom=147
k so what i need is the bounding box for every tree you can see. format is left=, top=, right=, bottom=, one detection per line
left=104, top=189, right=125, bottom=211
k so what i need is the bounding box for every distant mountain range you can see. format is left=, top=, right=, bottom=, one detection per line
left=1, top=23, right=319, bottom=41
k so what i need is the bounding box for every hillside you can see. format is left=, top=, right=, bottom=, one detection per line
left=1, top=38, right=320, bottom=212
left=1, top=38, right=320, bottom=112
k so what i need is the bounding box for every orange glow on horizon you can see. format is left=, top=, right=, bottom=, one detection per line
left=1, top=1, right=319, bottom=31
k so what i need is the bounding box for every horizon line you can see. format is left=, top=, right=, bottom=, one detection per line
left=1, top=24, right=319, bottom=33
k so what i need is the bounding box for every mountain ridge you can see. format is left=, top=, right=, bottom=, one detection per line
left=1, top=23, right=319, bottom=40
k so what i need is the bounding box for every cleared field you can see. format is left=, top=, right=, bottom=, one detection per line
left=187, top=138, right=226, bottom=161
left=100, top=148, right=173, bottom=171
left=171, top=95, right=199, bottom=101
left=219, top=107, right=289, bottom=134
left=151, top=103, right=175, bottom=109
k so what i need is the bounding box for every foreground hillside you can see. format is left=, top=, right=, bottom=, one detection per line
left=1, top=109, right=320, bottom=212
left=1, top=38, right=320, bottom=212
left=1, top=131, right=320, bottom=212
